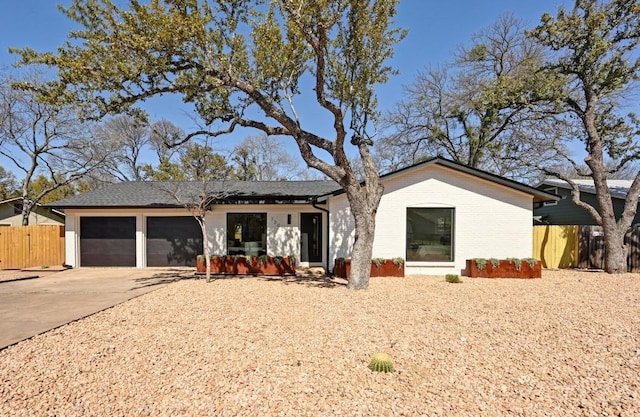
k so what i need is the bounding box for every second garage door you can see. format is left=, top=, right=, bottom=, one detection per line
left=146, top=217, right=203, bottom=267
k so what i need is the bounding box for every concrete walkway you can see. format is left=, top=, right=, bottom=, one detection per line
left=0, top=267, right=193, bottom=349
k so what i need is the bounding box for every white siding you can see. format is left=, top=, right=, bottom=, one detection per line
left=328, top=164, right=534, bottom=275
left=205, top=205, right=326, bottom=266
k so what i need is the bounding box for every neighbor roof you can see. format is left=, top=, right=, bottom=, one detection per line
left=47, top=180, right=341, bottom=208
left=1, top=196, right=66, bottom=217
left=540, top=178, right=634, bottom=200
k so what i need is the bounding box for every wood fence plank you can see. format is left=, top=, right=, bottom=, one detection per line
left=0, top=225, right=65, bottom=270
left=533, top=225, right=579, bottom=268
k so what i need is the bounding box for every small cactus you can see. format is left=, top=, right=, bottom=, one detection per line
left=368, top=352, right=394, bottom=373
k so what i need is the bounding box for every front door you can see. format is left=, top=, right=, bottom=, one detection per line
left=300, top=213, right=322, bottom=263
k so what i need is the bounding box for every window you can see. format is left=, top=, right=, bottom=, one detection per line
left=406, top=208, right=454, bottom=262
left=543, top=187, right=558, bottom=206
left=227, top=213, right=267, bottom=256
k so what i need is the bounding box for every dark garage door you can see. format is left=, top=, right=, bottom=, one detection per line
left=147, top=217, right=202, bottom=267
left=80, top=217, right=136, bottom=267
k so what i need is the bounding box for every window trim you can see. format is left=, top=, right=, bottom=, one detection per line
left=406, top=207, right=455, bottom=263
left=226, top=212, right=267, bottom=256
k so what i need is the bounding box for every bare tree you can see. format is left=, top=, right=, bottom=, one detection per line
left=93, top=114, right=149, bottom=181
left=379, top=14, right=562, bottom=182
left=232, top=134, right=301, bottom=181
left=0, top=71, right=106, bottom=225
left=155, top=139, right=229, bottom=282
left=149, top=119, right=184, bottom=162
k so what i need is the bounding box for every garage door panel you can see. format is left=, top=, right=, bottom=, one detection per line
left=147, top=217, right=202, bottom=267
left=80, top=217, right=136, bottom=267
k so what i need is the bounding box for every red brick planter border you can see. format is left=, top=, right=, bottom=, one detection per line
left=465, top=259, right=541, bottom=279
left=333, top=259, right=405, bottom=279
left=196, top=256, right=296, bottom=276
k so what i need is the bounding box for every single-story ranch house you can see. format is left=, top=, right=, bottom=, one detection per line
left=48, top=158, right=557, bottom=275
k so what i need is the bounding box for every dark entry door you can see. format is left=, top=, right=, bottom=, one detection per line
left=80, top=217, right=136, bottom=266
left=301, top=213, right=322, bottom=263
left=147, top=217, right=203, bottom=266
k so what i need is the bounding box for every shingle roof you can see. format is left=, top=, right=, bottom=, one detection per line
left=47, top=180, right=341, bottom=208
left=540, top=178, right=634, bottom=200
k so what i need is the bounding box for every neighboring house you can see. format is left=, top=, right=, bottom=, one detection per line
left=47, top=158, right=556, bottom=275
left=0, top=197, right=65, bottom=227
left=534, top=179, right=640, bottom=226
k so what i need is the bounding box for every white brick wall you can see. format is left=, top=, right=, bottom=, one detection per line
left=65, top=205, right=326, bottom=268
left=328, top=164, right=534, bottom=275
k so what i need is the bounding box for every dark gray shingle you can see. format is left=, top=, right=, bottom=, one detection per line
left=48, top=180, right=341, bottom=208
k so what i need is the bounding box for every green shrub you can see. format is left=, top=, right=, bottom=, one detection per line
left=489, top=258, right=500, bottom=268
left=507, top=257, right=522, bottom=270
left=372, top=257, right=385, bottom=268
left=445, top=274, right=461, bottom=283
left=473, top=258, right=487, bottom=270
left=523, top=257, right=539, bottom=268
left=368, top=352, right=394, bottom=373
left=392, top=257, right=404, bottom=269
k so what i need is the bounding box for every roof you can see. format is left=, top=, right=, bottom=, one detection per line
left=317, top=157, right=559, bottom=203
left=539, top=178, right=634, bottom=200
left=47, top=157, right=559, bottom=208
left=0, top=196, right=65, bottom=217
left=47, top=180, right=341, bottom=208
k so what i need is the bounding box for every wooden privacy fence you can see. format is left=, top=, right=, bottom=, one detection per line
left=533, top=225, right=640, bottom=271
left=0, top=225, right=65, bottom=270
left=533, top=225, right=579, bottom=269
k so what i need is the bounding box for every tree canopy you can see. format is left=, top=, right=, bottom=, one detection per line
left=530, top=0, right=640, bottom=273
left=379, top=14, right=564, bottom=182
left=14, top=0, right=406, bottom=289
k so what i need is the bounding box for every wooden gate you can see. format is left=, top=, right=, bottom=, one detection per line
left=0, top=225, right=65, bottom=269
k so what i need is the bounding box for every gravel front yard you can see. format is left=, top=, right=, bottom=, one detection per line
left=1, top=270, right=639, bottom=416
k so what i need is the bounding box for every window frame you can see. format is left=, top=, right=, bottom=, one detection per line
left=226, top=212, right=267, bottom=256
left=406, top=207, right=455, bottom=263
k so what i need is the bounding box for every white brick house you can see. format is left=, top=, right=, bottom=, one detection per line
left=49, top=158, right=556, bottom=275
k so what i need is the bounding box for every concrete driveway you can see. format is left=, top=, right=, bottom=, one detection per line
left=0, top=267, right=193, bottom=349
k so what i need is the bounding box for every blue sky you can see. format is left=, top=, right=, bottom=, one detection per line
left=0, top=0, right=572, bottom=177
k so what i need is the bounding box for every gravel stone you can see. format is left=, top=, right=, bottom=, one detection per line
left=1, top=270, right=639, bottom=416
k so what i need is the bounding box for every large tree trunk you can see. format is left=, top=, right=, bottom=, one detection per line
left=345, top=182, right=384, bottom=290
left=589, top=167, right=628, bottom=274
left=603, top=224, right=627, bottom=273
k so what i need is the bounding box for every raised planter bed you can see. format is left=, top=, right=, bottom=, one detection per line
left=196, top=255, right=296, bottom=276
left=465, top=258, right=541, bottom=279
left=333, top=258, right=404, bottom=279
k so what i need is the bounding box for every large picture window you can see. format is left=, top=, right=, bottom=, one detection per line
left=227, top=213, right=267, bottom=256
left=406, top=208, right=454, bottom=262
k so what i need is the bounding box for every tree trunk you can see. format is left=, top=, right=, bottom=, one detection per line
left=21, top=198, right=30, bottom=226
left=198, top=217, right=211, bottom=282
left=603, top=223, right=627, bottom=274
left=345, top=182, right=384, bottom=290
